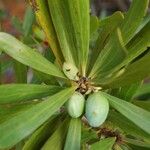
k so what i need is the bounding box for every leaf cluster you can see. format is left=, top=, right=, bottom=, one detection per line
left=0, top=0, right=150, bottom=149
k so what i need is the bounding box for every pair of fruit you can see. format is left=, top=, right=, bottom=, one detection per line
left=63, top=62, right=109, bottom=127
left=67, top=92, right=109, bottom=127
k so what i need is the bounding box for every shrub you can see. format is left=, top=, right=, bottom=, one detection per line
left=0, top=0, right=150, bottom=149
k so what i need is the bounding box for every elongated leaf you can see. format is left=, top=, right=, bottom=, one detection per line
left=23, top=114, right=61, bottom=150
left=32, top=68, right=59, bottom=85
left=122, top=20, right=150, bottom=68
left=129, top=144, right=150, bottom=150
left=13, top=60, right=27, bottom=83
left=0, top=102, right=37, bottom=124
left=64, top=118, right=81, bottom=150
left=91, top=137, right=116, bottom=150
left=48, top=0, right=89, bottom=73
left=114, top=144, right=123, bottom=150
left=120, top=0, right=149, bottom=44
left=47, top=0, right=77, bottom=65
left=90, top=28, right=127, bottom=79
left=34, top=0, right=63, bottom=65
left=15, top=141, right=24, bottom=150
left=32, top=70, right=59, bottom=85
left=0, top=32, right=66, bottom=79
left=124, top=138, right=150, bottom=148
left=33, top=26, right=45, bottom=41
left=81, top=126, right=98, bottom=144
left=42, top=117, right=70, bottom=150
left=0, top=87, right=75, bottom=149
left=133, top=100, right=150, bottom=112
left=134, top=83, right=150, bottom=97
left=0, top=84, right=63, bottom=104
left=98, top=10, right=150, bottom=82
left=79, top=0, right=90, bottom=74
left=23, top=6, right=35, bottom=37
left=134, top=15, right=150, bottom=36
left=97, top=29, right=127, bottom=75
left=103, top=54, right=150, bottom=88
left=108, top=111, right=150, bottom=142
left=97, top=20, right=150, bottom=81
left=64, top=0, right=90, bottom=72
left=88, top=12, right=124, bottom=74
left=90, top=16, right=99, bottom=36
left=112, top=82, right=141, bottom=102
left=120, top=144, right=132, bottom=150
left=0, top=61, right=1, bottom=84
left=102, top=92, right=150, bottom=134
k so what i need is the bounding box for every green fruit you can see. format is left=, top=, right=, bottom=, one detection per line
left=85, top=92, right=109, bottom=127
left=63, top=62, right=79, bottom=80
left=67, top=92, right=85, bottom=118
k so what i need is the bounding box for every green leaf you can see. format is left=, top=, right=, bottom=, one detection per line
left=99, top=12, right=123, bottom=28
left=23, top=114, right=61, bottom=150
left=0, top=87, right=75, bottom=149
left=48, top=0, right=89, bottom=74
left=23, top=6, right=35, bottom=37
left=15, top=141, right=24, bottom=150
left=0, top=102, right=37, bottom=124
left=79, top=0, right=90, bottom=74
left=112, top=82, right=141, bottom=102
left=91, top=137, right=116, bottom=150
left=114, top=144, right=123, bottom=150
left=124, top=20, right=150, bottom=66
left=90, top=15, right=99, bottom=36
left=44, top=47, right=55, bottom=63
left=120, top=0, right=149, bottom=44
left=88, top=12, right=124, bottom=74
left=0, top=66, right=1, bottom=84
left=124, top=138, right=150, bottom=148
left=98, top=12, right=150, bottom=83
left=102, top=92, right=150, bottom=134
left=103, top=54, right=150, bottom=88
left=0, top=84, right=63, bottom=104
left=97, top=20, right=150, bottom=82
left=33, top=26, right=45, bottom=41
left=0, top=32, right=66, bottom=79
left=47, top=0, right=77, bottom=65
left=90, top=28, right=127, bottom=79
left=134, top=15, right=150, bottom=36
left=108, top=111, right=150, bottom=142
left=134, top=83, right=150, bottom=97
left=32, top=70, right=59, bottom=85
left=13, top=60, right=27, bottom=83
left=34, top=0, right=63, bottom=65
left=128, top=143, right=150, bottom=150
left=81, top=126, right=98, bottom=144
left=42, top=117, right=70, bottom=150
left=120, top=144, right=132, bottom=150
left=34, top=69, right=59, bottom=84
left=64, top=118, right=81, bottom=150
left=133, top=100, right=150, bottom=112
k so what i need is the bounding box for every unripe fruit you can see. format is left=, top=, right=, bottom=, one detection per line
left=67, top=92, right=85, bottom=118
left=63, top=62, right=79, bottom=80
left=85, top=92, right=109, bottom=127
